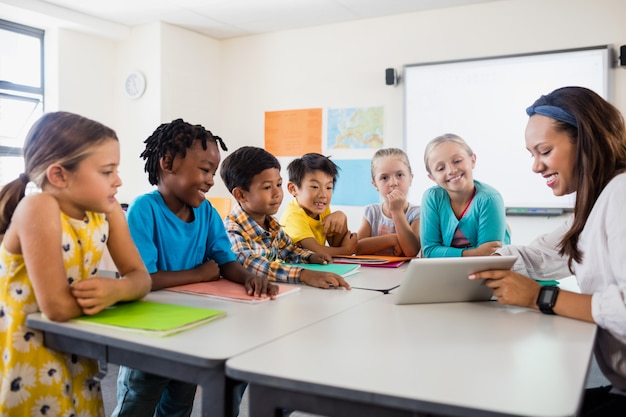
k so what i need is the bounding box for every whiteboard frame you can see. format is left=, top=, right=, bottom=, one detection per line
left=403, top=45, right=612, bottom=211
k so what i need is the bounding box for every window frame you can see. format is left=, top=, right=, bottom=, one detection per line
left=0, top=18, right=44, bottom=180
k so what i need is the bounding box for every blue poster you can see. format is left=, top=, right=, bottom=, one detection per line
left=332, top=159, right=379, bottom=206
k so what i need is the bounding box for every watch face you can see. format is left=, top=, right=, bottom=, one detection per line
left=537, top=285, right=559, bottom=315
left=538, top=289, right=554, bottom=304
left=538, top=286, right=559, bottom=305
left=124, top=72, right=146, bottom=99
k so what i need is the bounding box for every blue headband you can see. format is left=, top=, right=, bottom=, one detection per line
left=526, top=104, right=577, bottom=128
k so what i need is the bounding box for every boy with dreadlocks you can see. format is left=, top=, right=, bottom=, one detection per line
left=113, top=119, right=277, bottom=417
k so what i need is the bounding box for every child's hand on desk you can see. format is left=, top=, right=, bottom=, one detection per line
left=339, top=232, right=358, bottom=255
left=391, top=237, right=403, bottom=256
left=199, top=259, right=221, bottom=282
left=71, top=277, right=123, bottom=316
left=309, top=253, right=333, bottom=265
left=244, top=274, right=279, bottom=299
left=300, top=270, right=351, bottom=290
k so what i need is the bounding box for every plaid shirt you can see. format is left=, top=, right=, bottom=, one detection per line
left=224, top=204, right=314, bottom=283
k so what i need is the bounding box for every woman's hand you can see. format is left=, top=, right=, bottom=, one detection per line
left=468, top=269, right=540, bottom=308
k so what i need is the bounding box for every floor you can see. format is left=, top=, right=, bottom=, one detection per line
left=101, top=358, right=609, bottom=417
left=101, top=363, right=321, bottom=417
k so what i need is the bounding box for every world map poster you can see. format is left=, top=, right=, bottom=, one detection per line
left=327, top=106, right=384, bottom=150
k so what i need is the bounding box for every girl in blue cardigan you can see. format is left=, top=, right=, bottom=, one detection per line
left=420, top=134, right=510, bottom=258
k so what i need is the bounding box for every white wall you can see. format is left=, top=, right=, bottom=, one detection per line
left=216, top=0, right=626, bottom=243
left=35, top=21, right=222, bottom=203
left=4, top=0, right=626, bottom=244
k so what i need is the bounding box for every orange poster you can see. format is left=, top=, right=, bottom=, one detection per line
left=264, top=108, right=322, bottom=156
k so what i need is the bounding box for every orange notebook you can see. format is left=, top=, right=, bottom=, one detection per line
left=166, top=279, right=300, bottom=304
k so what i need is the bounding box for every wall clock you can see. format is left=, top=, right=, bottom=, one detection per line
left=124, top=71, right=146, bottom=99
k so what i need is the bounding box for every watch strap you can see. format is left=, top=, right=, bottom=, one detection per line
left=537, top=285, right=560, bottom=315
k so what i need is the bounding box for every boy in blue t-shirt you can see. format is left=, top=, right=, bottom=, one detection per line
left=113, top=119, right=277, bottom=417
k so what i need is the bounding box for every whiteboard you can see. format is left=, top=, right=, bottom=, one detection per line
left=404, top=46, right=610, bottom=210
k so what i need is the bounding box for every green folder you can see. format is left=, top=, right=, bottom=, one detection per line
left=73, top=300, right=226, bottom=337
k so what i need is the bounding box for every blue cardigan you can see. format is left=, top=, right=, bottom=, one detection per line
left=420, top=180, right=510, bottom=258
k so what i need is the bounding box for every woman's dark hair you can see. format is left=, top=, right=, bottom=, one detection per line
left=529, top=87, right=626, bottom=268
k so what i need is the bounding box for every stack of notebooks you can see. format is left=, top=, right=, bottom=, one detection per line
left=332, top=255, right=414, bottom=268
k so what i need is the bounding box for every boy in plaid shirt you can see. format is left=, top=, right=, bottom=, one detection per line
left=220, top=146, right=350, bottom=289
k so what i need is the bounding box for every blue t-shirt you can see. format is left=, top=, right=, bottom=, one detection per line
left=127, top=190, right=236, bottom=273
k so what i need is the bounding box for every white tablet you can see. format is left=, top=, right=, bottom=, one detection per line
left=393, top=256, right=517, bottom=305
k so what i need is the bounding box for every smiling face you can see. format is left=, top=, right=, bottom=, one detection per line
left=161, top=139, right=221, bottom=210
left=236, top=167, right=283, bottom=224
left=525, top=114, right=578, bottom=196
left=426, top=141, right=476, bottom=194
left=288, top=169, right=334, bottom=219
left=372, top=155, right=413, bottom=198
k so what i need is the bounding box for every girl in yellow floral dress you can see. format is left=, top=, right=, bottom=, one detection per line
left=0, top=112, right=151, bottom=416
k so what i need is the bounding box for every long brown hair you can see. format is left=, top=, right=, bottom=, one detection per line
left=0, top=112, right=118, bottom=236
left=528, top=87, right=626, bottom=268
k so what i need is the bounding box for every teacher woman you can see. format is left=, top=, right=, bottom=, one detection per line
left=470, top=86, right=626, bottom=417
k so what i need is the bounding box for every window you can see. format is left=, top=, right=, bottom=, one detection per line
left=0, top=19, right=44, bottom=185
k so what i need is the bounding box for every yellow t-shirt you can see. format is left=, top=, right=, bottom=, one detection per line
left=280, top=198, right=331, bottom=246
left=0, top=211, right=108, bottom=416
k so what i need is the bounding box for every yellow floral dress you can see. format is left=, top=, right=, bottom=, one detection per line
left=0, top=211, right=108, bottom=417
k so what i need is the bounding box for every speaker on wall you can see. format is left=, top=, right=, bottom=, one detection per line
left=620, top=45, right=626, bottom=67
left=385, top=68, right=398, bottom=86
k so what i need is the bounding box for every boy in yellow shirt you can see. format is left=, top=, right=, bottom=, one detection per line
left=280, top=153, right=358, bottom=257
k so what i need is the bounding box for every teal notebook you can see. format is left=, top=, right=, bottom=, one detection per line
left=72, top=300, right=226, bottom=337
left=282, top=263, right=360, bottom=277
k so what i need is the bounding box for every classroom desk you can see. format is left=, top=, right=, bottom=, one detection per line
left=26, top=284, right=382, bottom=417
left=227, top=294, right=598, bottom=417
left=345, top=262, right=408, bottom=293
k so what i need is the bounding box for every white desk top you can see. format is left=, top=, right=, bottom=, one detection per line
left=227, top=295, right=597, bottom=417
left=344, top=263, right=407, bottom=292
left=27, top=285, right=382, bottom=365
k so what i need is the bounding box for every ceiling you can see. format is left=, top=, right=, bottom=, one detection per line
left=33, top=0, right=500, bottom=40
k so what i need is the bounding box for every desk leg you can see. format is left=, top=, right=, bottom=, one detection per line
left=248, top=384, right=416, bottom=417
left=196, top=369, right=225, bottom=417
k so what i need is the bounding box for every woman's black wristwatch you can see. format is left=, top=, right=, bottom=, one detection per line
left=536, top=285, right=560, bottom=315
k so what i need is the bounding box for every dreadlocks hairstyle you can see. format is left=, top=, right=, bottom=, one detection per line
left=141, top=118, right=228, bottom=186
